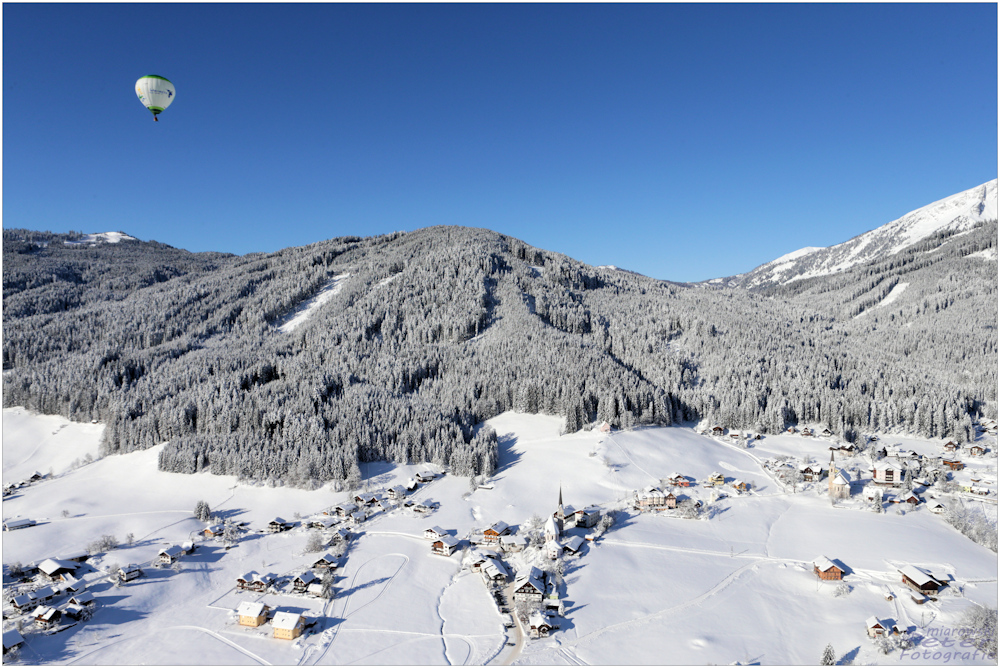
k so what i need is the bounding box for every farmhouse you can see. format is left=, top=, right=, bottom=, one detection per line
left=292, top=571, right=318, bottom=593
left=513, top=567, right=545, bottom=604
left=899, top=566, right=944, bottom=596
left=236, top=601, right=269, bottom=627
left=387, top=485, right=408, bottom=501
left=37, top=558, right=78, bottom=580
left=236, top=572, right=274, bottom=592
left=812, top=556, right=844, bottom=580
left=799, top=464, right=825, bottom=482
left=481, top=560, right=509, bottom=585
left=3, top=518, right=36, bottom=531
left=866, top=616, right=887, bottom=638
left=158, top=545, right=186, bottom=565
left=416, top=471, right=437, bottom=483
left=483, top=521, right=512, bottom=544
left=268, top=518, right=292, bottom=533
left=312, top=554, right=338, bottom=570
left=272, top=611, right=305, bottom=640
left=404, top=478, right=419, bottom=492
left=731, top=480, right=749, bottom=492
left=821, top=428, right=833, bottom=437
left=708, top=472, right=725, bottom=486
left=432, top=535, right=460, bottom=557
left=801, top=427, right=814, bottom=437
left=350, top=511, right=367, bottom=525
left=712, top=426, right=725, bottom=435
left=668, top=473, right=693, bottom=487
left=309, top=517, right=338, bottom=530
left=32, top=606, right=61, bottom=629
left=118, top=564, right=143, bottom=582
left=943, top=441, right=959, bottom=452
left=69, top=592, right=95, bottom=607
left=424, top=526, right=448, bottom=541
left=202, top=524, right=224, bottom=538
left=968, top=445, right=986, bottom=456
left=470, top=550, right=501, bottom=571
left=529, top=611, right=559, bottom=638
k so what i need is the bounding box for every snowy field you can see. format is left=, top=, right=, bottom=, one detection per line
left=2, top=408, right=996, bottom=665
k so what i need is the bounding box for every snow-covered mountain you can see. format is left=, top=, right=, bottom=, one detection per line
left=727, top=179, right=997, bottom=289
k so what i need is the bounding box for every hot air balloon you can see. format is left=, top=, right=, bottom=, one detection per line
left=135, top=75, right=175, bottom=121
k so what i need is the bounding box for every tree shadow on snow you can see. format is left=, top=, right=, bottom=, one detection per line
left=337, top=576, right=391, bottom=598
left=838, top=647, right=861, bottom=665
left=492, top=433, right=523, bottom=476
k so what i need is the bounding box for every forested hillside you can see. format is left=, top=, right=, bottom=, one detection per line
left=3, top=221, right=996, bottom=487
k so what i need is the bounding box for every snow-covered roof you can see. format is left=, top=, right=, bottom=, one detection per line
left=159, top=545, right=184, bottom=558
left=3, top=629, right=25, bottom=650
left=813, top=556, right=838, bottom=573
left=899, top=565, right=940, bottom=587
left=501, top=534, right=527, bottom=546
left=866, top=616, right=883, bottom=629
left=545, top=540, right=563, bottom=552
left=564, top=535, right=586, bottom=552
left=427, top=526, right=446, bottom=536
left=544, top=515, right=559, bottom=534
left=237, top=601, right=267, bottom=617
left=272, top=611, right=303, bottom=630
left=833, top=471, right=850, bottom=485
left=69, top=591, right=94, bottom=605
left=270, top=517, right=288, bottom=525
left=436, top=535, right=459, bottom=547
left=314, top=553, right=337, bottom=564
left=295, top=571, right=318, bottom=584
left=488, top=521, right=510, bottom=534
left=38, top=558, right=76, bottom=575
left=872, top=461, right=902, bottom=471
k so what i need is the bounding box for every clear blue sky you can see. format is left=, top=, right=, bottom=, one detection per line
left=4, top=4, right=996, bottom=282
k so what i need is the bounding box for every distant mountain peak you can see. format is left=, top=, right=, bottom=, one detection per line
left=728, top=179, right=997, bottom=289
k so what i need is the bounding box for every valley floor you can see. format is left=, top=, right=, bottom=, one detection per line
left=2, top=408, right=996, bottom=665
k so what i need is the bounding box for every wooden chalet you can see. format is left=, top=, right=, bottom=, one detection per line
left=272, top=611, right=305, bottom=640
left=708, top=472, right=725, bottom=486
left=799, top=464, right=825, bottom=482
left=943, top=441, right=959, bottom=452
left=415, top=471, right=437, bottom=483
left=202, top=523, right=225, bottom=538
left=483, top=521, right=512, bottom=544
left=350, top=511, right=367, bottom=525
left=387, top=485, right=408, bottom=501
left=292, top=571, right=318, bottom=593
left=3, top=629, right=25, bottom=656
left=432, top=535, right=460, bottom=557
left=118, top=564, right=143, bottom=582
left=731, top=480, right=749, bottom=492
left=237, top=601, right=269, bottom=627
left=267, top=518, right=292, bottom=533
left=899, top=566, right=944, bottom=596
left=711, top=425, right=725, bottom=436
left=866, top=616, right=887, bottom=638
left=312, top=554, right=338, bottom=570
left=728, top=431, right=744, bottom=442
left=309, top=517, right=338, bottom=530
left=33, top=605, right=61, bottom=629
left=898, top=492, right=920, bottom=506
left=354, top=491, right=384, bottom=506
left=404, top=478, right=419, bottom=492
left=969, top=445, right=986, bottom=456
left=800, top=427, right=814, bottom=437
left=812, top=556, right=844, bottom=581
left=941, top=458, right=964, bottom=471
left=236, top=572, right=274, bottom=592
left=786, top=427, right=798, bottom=434
left=528, top=611, right=558, bottom=639
left=668, top=473, right=693, bottom=487
left=821, top=428, right=833, bottom=437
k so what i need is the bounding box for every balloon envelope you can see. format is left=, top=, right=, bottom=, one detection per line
left=135, top=75, right=175, bottom=117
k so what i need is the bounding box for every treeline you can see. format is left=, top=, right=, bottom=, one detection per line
left=3, top=223, right=995, bottom=487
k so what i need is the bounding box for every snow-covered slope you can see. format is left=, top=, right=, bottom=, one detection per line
left=731, top=180, right=997, bottom=289
left=63, top=232, right=136, bottom=246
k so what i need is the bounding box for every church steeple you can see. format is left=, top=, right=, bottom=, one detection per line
left=555, top=484, right=564, bottom=537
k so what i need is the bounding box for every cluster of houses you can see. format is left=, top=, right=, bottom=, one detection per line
left=7, top=556, right=98, bottom=633
left=633, top=471, right=752, bottom=513
left=2, top=471, right=46, bottom=499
